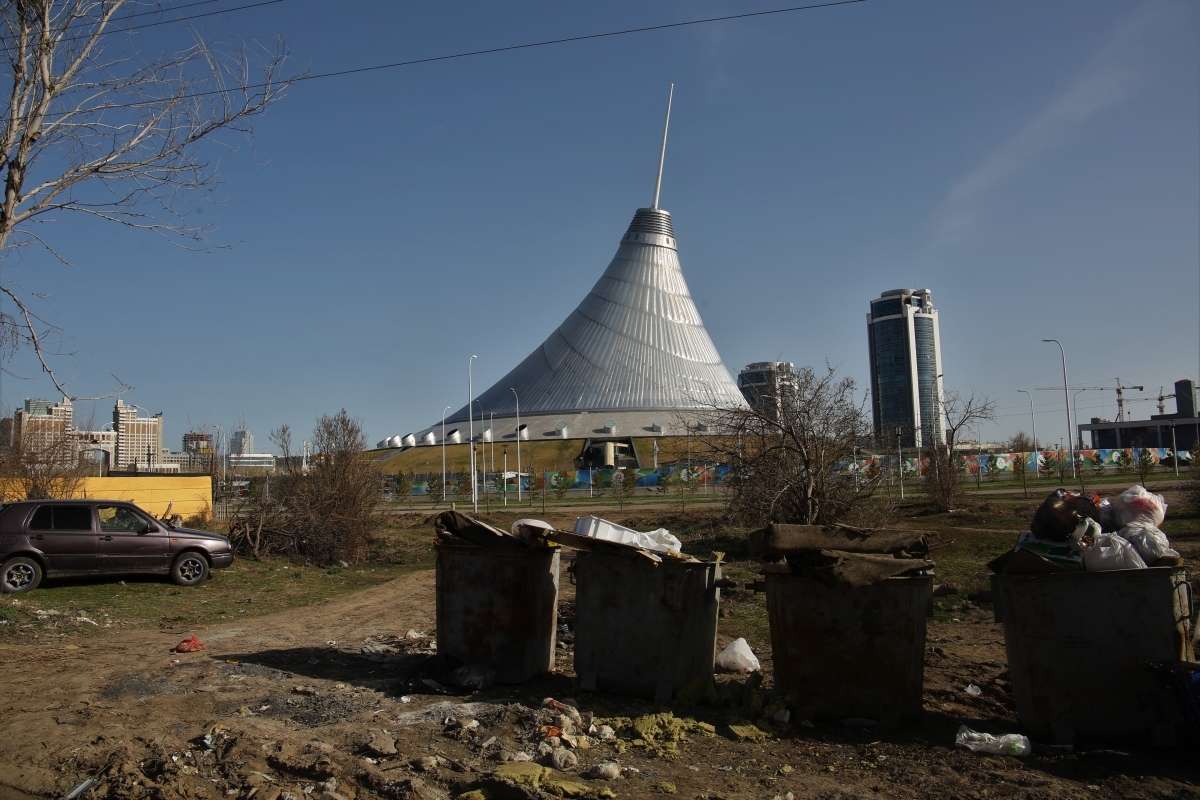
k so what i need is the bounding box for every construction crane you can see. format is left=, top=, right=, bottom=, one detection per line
left=1036, top=379, right=1144, bottom=421
left=1123, top=386, right=1176, bottom=415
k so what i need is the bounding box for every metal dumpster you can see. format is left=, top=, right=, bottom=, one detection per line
left=435, top=544, right=560, bottom=684
left=991, top=566, right=1194, bottom=744
left=573, top=550, right=721, bottom=702
left=766, top=573, right=933, bottom=724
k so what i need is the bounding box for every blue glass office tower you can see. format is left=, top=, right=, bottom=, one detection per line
left=867, top=289, right=944, bottom=448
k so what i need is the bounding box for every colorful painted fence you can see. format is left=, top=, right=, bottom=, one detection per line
left=844, top=448, right=1181, bottom=476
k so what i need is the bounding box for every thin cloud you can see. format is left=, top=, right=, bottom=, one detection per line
left=928, top=2, right=1175, bottom=247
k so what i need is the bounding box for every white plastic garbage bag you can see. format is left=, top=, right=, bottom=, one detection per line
left=715, top=638, right=761, bottom=673
left=573, top=516, right=682, bottom=556
left=955, top=725, right=1031, bottom=756
left=1115, top=520, right=1178, bottom=564
left=1082, top=532, right=1147, bottom=571
left=1112, top=485, right=1167, bottom=527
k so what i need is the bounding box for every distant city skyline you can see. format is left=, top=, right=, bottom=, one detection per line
left=0, top=1, right=1195, bottom=452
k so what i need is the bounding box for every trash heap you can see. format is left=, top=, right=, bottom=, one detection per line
left=513, top=515, right=698, bottom=563
left=749, top=523, right=935, bottom=587
left=433, top=510, right=553, bottom=549
left=991, top=485, right=1181, bottom=574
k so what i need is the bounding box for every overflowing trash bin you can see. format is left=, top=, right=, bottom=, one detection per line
left=526, top=517, right=721, bottom=702
left=989, top=485, right=1195, bottom=744
left=751, top=524, right=935, bottom=724
left=433, top=511, right=561, bottom=684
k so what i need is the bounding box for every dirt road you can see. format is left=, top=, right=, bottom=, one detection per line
left=1, top=567, right=1197, bottom=800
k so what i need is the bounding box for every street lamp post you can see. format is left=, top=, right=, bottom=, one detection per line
left=1042, top=339, right=1076, bottom=479
left=468, top=355, right=477, bottom=514
left=1017, top=389, right=1038, bottom=453
left=502, top=444, right=508, bottom=507
left=441, top=406, right=451, bottom=502
left=896, top=426, right=904, bottom=500
left=1072, top=388, right=1090, bottom=452
left=510, top=388, right=522, bottom=502
left=474, top=399, right=485, bottom=512
left=1171, top=422, right=1179, bottom=478
left=213, top=424, right=225, bottom=517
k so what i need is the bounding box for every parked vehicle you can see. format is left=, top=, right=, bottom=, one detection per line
left=0, top=499, right=234, bottom=593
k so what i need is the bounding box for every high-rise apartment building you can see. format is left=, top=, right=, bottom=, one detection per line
left=866, top=289, right=944, bottom=448
left=113, top=399, right=163, bottom=470
left=230, top=426, right=253, bottom=456
left=737, top=362, right=800, bottom=420
left=13, top=397, right=75, bottom=465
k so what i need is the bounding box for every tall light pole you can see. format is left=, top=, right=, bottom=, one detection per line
left=510, top=387, right=522, bottom=502
left=1042, top=339, right=1075, bottom=479
left=468, top=355, right=477, bottom=513
left=489, top=411, right=495, bottom=501
left=896, top=426, right=904, bottom=500
left=1072, top=388, right=1089, bottom=451
left=213, top=424, right=225, bottom=514
left=441, top=406, right=451, bottom=502
left=1017, top=390, right=1038, bottom=452
left=474, top=399, right=484, bottom=512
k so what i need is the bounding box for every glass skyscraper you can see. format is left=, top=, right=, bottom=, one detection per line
left=867, top=289, right=944, bottom=448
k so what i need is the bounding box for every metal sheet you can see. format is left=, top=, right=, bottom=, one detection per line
left=767, top=574, right=932, bottom=722
left=435, top=545, right=560, bottom=684
left=444, top=207, right=745, bottom=424
left=992, top=566, right=1193, bottom=744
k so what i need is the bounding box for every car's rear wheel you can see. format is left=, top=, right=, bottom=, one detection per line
left=1, top=556, right=43, bottom=593
left=171, top=552, right=209, bottom=586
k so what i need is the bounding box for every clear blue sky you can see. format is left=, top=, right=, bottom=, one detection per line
left=4, top=0, right=1198, bottom=451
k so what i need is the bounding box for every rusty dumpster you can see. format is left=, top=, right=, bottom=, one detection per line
left=572, top=549, right=721, bottom=702
left=766, top=573, right=933, bottom=724
left=991, top=566, right=1194, bottom=744
left=435, top=543, right=560, bottom=684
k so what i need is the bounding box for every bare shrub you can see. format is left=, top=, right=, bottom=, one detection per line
left=228, top=411, right=384, bottom=563
left=696, top=364, right=881, bottom=527
left=925, top=390, right=996, bottom=511
left=0, top=423, right=86, bottom=499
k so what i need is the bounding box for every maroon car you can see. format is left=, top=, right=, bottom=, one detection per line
left=0, top=499, right=234, bottom=593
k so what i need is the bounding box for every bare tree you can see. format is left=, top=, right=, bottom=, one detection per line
left=0, top=407, right=87, bottom=498
left=926, top=389, right=996, bottom=511
left=696, top=364, right=882, bottom=527
left=0, top=0, right=293, bottom=397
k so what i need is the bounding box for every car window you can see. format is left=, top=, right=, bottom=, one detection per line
left=98, top=505, right=154, bottom=533
left=53, top=506, right=93, bottom=531
left=30, top=506, right=53, bottom=530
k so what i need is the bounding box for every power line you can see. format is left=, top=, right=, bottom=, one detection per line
left=289, top=0, right=866, bottom=85
left=40, top=0, right=866, bottom=115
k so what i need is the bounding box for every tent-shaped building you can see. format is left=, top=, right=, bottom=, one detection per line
left=402, top=89, right=745, bottom=469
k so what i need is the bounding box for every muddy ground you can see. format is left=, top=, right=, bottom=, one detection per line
left=1, top=501, right=1199, bottom=800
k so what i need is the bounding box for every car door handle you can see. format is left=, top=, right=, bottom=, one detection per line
left=99, top=535, right=113, bottom=541
left=30, top=534, right=44, bottom=540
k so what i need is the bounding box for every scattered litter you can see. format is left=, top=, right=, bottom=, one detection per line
left=965, top=684, right=982, bottom=698
left=448, top=664, right=496, bottom=690
left=175, top=635, right=205, bottom=653
left=63, top=778, right=99, bottom=800
left=1113, top=485, right=1167, bottom=527
left=955, top=725, right=1031, bottom=756
left=587, top=761, right=621, bottom=781
left=772, top=709, right=791, bottom=723
left=715, top=638, right=761, bottom=673
left=403, top=629, right=425, bottom=639
left=399, top=696, right=413, bottom=704
left=549, top=747, right=578, bottom=770
left=510, top=752, right=532, bottom=762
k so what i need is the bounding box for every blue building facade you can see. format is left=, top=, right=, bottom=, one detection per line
left=867, top=289, right=944, bottom=448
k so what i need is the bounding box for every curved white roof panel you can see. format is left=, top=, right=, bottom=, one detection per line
left=445, top=207, right=746, bottom=424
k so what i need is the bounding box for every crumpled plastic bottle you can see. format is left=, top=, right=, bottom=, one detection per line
left=954, top=725, right=1031, bottom=756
